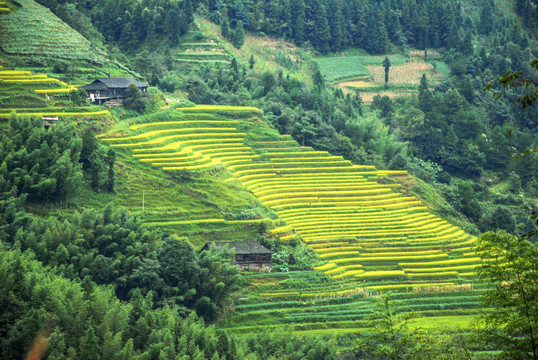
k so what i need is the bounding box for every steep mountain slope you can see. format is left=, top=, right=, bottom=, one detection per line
left=102, top=105, right=484, bottom=336
left=0, top=0, right=106, bottom=64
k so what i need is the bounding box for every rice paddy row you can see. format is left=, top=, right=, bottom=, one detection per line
left=175, top=41, right=231, bottom=64
left=104, top=105, right=483, bottom=335
left=0, top=68, right=110, bottom=119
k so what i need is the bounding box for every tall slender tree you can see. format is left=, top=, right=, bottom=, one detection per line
left=383, top=56, right=391, bottom=89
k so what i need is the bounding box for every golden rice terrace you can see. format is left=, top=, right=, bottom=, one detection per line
left=103, top=105, right=485, bottom=335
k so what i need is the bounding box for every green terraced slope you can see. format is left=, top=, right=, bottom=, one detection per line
left=103, top=105, right=484, bottom=335
left=0, top=0, right=105, bottom=63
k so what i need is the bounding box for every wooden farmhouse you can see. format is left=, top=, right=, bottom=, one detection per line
left=81, top=77, right=148, bottom=105
left=202, top=241, right=272, bottom=270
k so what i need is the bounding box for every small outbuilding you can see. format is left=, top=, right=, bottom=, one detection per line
left=202, top=241, right=272, bottom=270
left=81, top=77, right=148, bottom=105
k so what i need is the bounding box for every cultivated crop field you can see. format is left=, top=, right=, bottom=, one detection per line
left=107, top=105, right=485, bottom=337
left=0, top=68, right=110, bottom=120
left=366, top=60, right=442, bottom=85
left=316, top=51, right=444, bottom=102
left=0, top=0, right=105, bottom=63
left=175, top=36, right=231, bottom=64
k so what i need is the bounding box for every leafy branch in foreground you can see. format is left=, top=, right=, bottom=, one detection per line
left=484, top=59, right=538, bottom=112
left=476, top=227, right=538, bottom=360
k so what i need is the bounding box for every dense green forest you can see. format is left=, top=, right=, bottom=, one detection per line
left=0, top=0, right=537, bottom=358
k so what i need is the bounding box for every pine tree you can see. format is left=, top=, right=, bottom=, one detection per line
left=249, top=54, right=255, bottom=70
left=418, top=74, right=433, bottom=112
left=383, top=56, right=391, bottom=89
left=232, top=21, right=245, bottom=48
left=479, top=1, right=494, bottom=35
left=221, top=17, right=230, bottom=40
left=290, top=0, right=306, bottom=44
left=314, top=4, right=331, bottom=53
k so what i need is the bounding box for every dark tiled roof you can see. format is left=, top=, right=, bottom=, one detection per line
left=205, top=241, right=272, bottom=254
left=81, top=81, right=108, bottom=91
left=81, top=77, right=147, bottom=91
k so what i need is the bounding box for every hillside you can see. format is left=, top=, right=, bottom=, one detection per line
left=0, top=0, right=106, bottom=64
left=101, top=105, right=483, bottom=338
left=0, top=0, right=537, bottom=358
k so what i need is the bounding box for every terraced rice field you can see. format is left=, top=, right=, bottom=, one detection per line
left=104, top=105, right=484, bottom=336
left=175, top=41, right=231, bottom=64
left=0, top=0, right=105, bottom=63
left=0, top=68, right=109, bottom=119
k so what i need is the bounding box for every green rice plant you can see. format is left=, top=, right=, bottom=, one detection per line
left=257, top=189, right=395, bottom=202
left=134, top=138, right=245, bottom=153
left=315, top=246, right=362, bottom=254
left=310, top=242, right=352, bottom=249
left=133, top=144, right=248, bottom=158
left=0, top=74, right=47, bottom=79
left=162, top=158, right=222, bottom=170
left=407, top=271, right=459, bottom=278
left=0, top=110, right=109, bottom=117
left=399, top=257, right=482, bottom=268
left=355, top=270, right=406, bottom=279
left=255, top=187, right=394, bottom=199
left=376, top=170, right=408, bottom=176
left=0, top=70, right=31, bottom=75
left=402, top=264, right=478, bottom=272
left=458, top=272, right=476, bottom=277
left=368, top=282, right=454, bottom=292
left=2, top=78, right=60, bottom=83
left=130, top=120, right=239, bottom=130
left=177, top=105, right=259, bottom=112
left=319, top=251, right=360, bottom=259
left=332, top=269, right=366, bottom=278
left=333, top=253, right=449, bottom=264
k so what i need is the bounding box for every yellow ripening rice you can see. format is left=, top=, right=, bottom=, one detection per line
left=377, top=170, right=408, bottom=176
left=150, top=219, right=227, bottom=226
left=3, top=78, right=61, bottom=83
left=0, top=110, right=109, bottom=118
left=130, top=120, right=239, bottom=130
left=0, top=70, right=31, bottom=75
left=333, top=253, right=449, bottom=263
left=35, top=87, right=78, bottom=94
left=368, top=282, right=454, bottom=291
left=102, top=127, right=238, bottom=142
left=177, top=105, right=259, bottom=112
left=0, top=74, right=47, bottom=80
left=315, top=246, right=362, bottom=254
left=310, top=242, right=352, bottom=249
left=407, top=271, right=459, bottom=278
left=132, top=138, right=244, bottom=152
left=333, top=269, right=366, bottom=278
left=109, top=132, right=246, bottom=147
left=403, top=264, right=478, bottom=272
left=355, top=270, right=405, bottom=278
left=398, top=257, right=482, bottom=267
left=319, top=251, right=360, bottom=259
left=314, top=262, right=337, bottom=271
left=162, top=159, right=222, bottom=171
